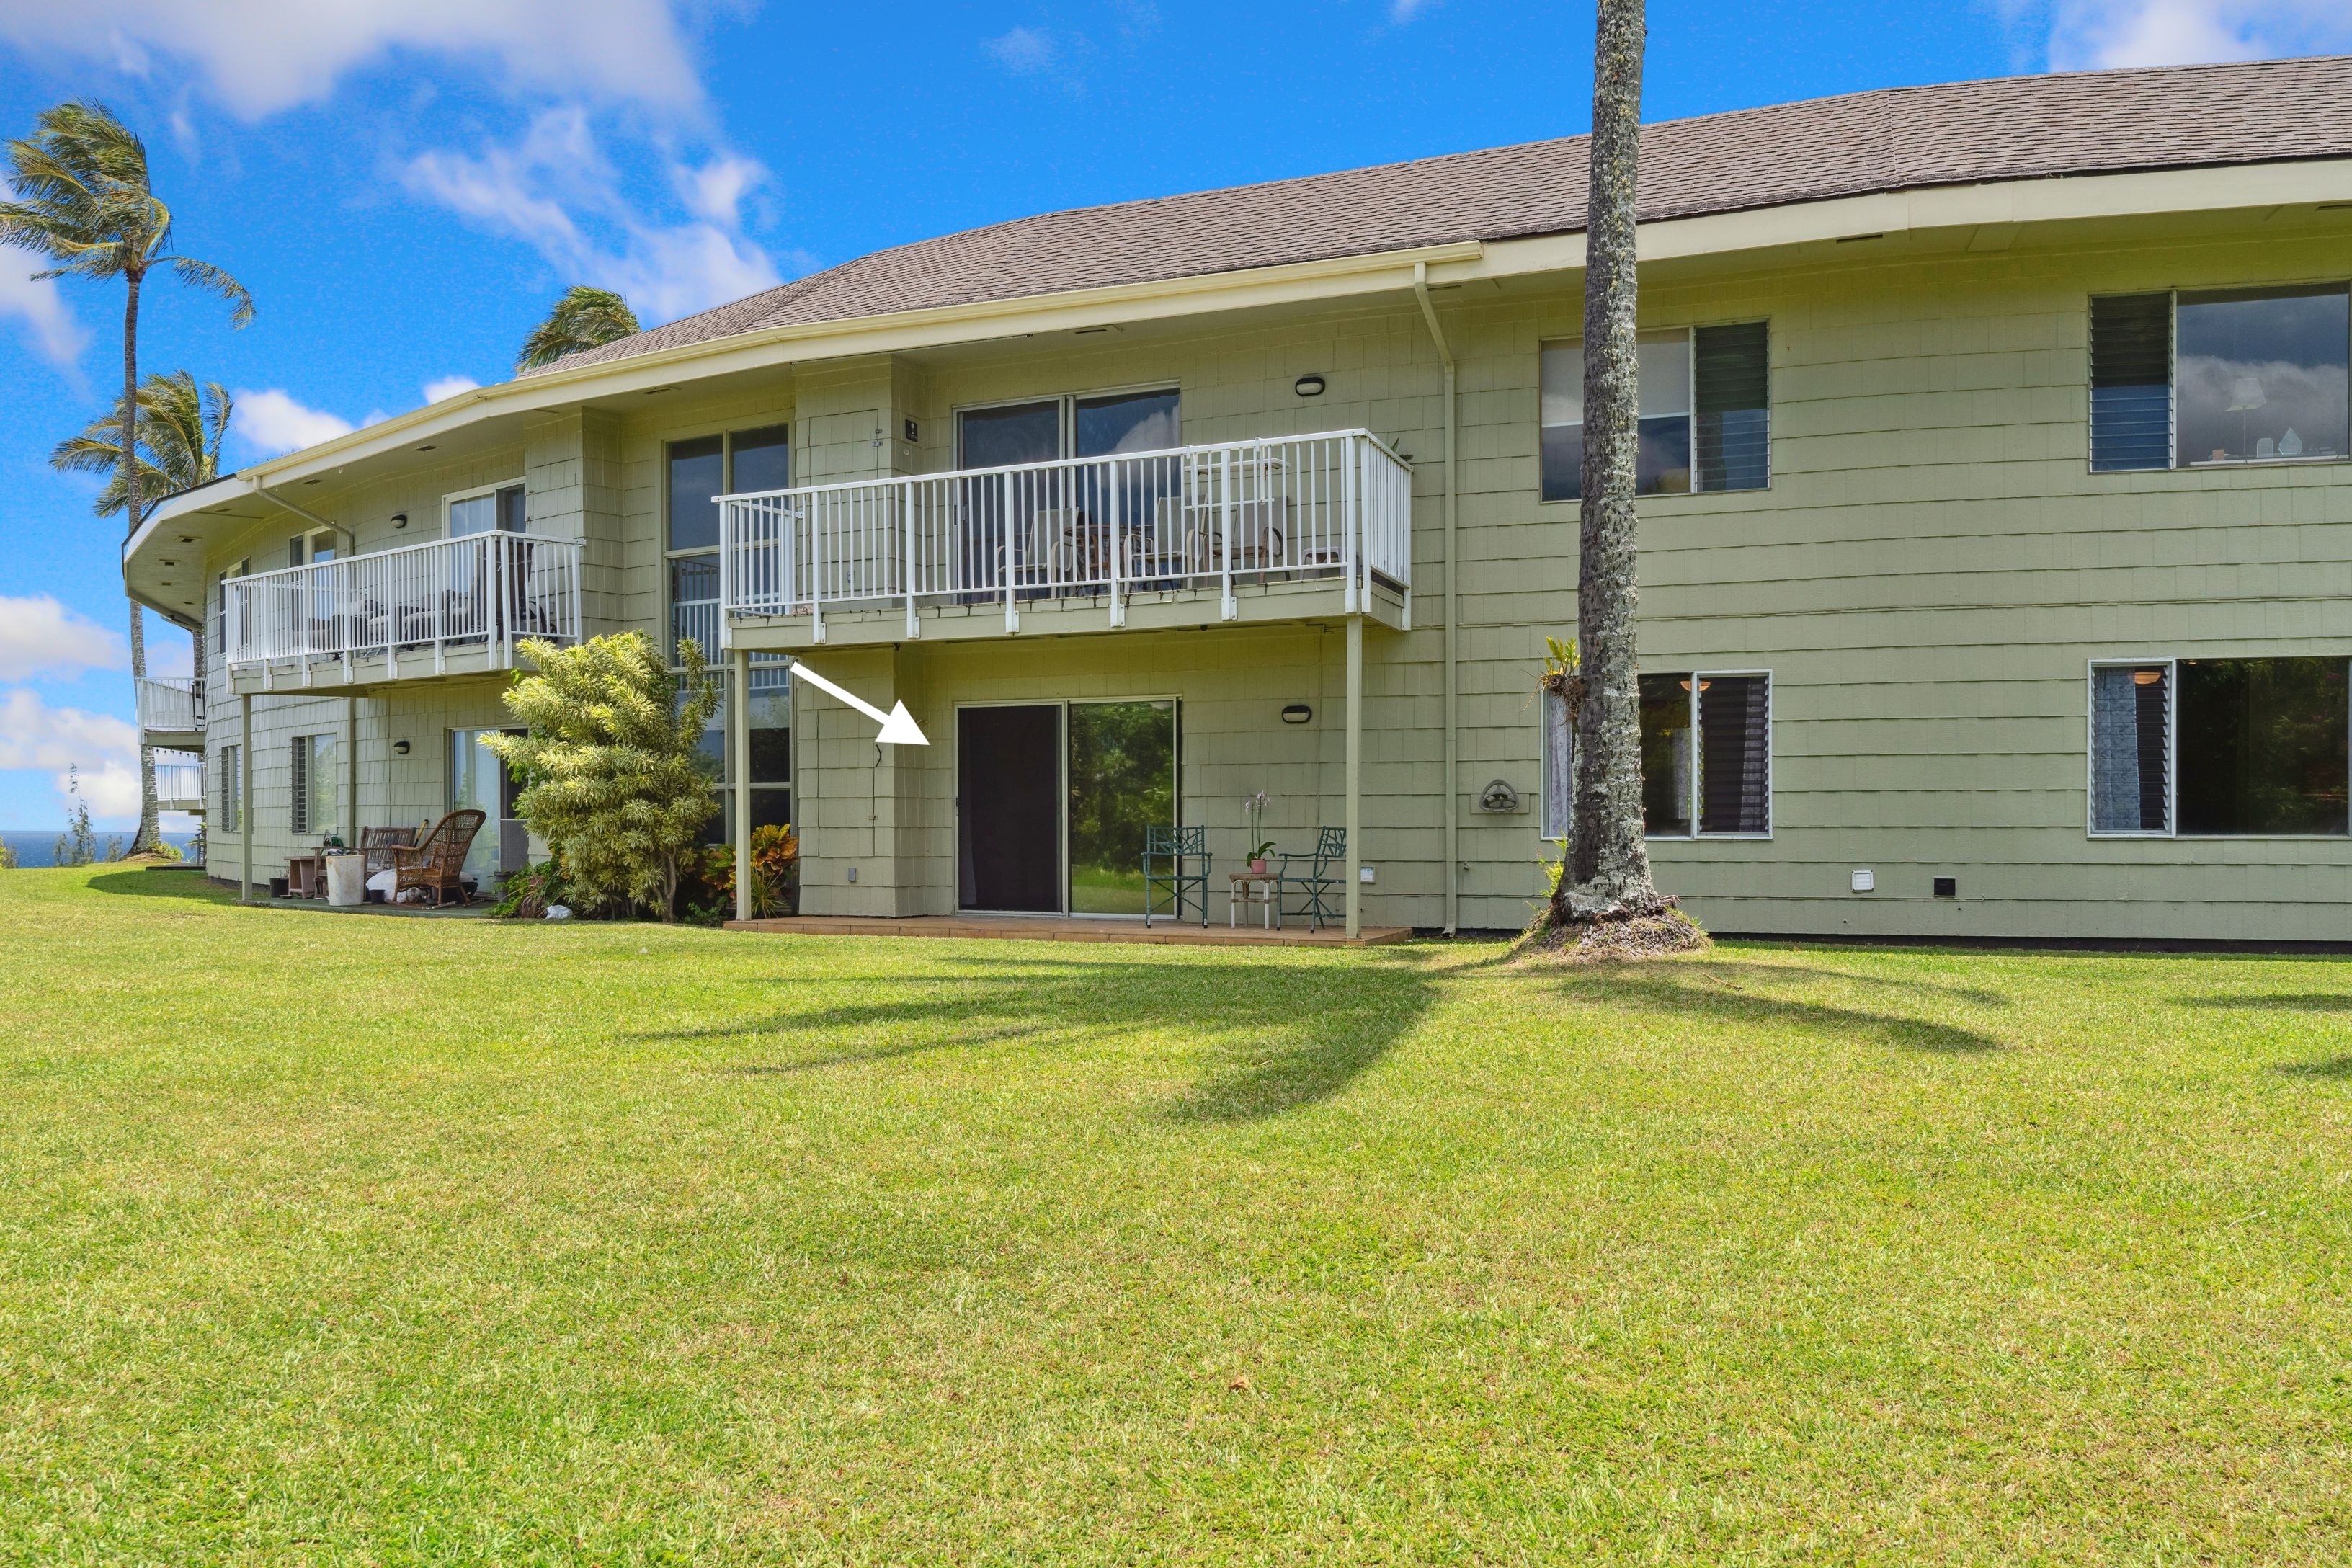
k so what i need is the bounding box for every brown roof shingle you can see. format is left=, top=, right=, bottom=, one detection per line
left=542, top=55, right=2352, bottom=374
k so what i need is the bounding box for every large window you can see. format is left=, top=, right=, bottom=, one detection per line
left=1541, top=323, right=1769, bottom=501
left=450, top=728, right=524, bottom=880
left=2090, top=285, right=2351, bottom=471
left=667, top=423, right=789, bottom=663
left=1636, top=672, right=1772, bottom=838
left=289, top=733, right=336, bottom=837
left=2090, top=657, right=2350, bottom=836
left=447, top=481, right=526, bottom=536
left=956, top=387, right=1180, bottom=468
left=690, top=664, right=793, bottom=845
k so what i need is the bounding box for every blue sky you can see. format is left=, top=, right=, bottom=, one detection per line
left=0, top=0, right=2346, bottom=830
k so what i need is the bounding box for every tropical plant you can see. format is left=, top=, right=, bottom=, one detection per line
left=517, top=285, right=640, bottom=370
left=489, top=858, right=574, bottom=920
left=484, top=632, right=721, bottom=920
left=51, top=371, right=232, bottom=521
left=1554, top=0, right=1671, bottom=928
left=1, top=99, right=252, bottom=855
left=709, top=822, right=800, bottom=919
left=53, top=765, right=97, bottom=867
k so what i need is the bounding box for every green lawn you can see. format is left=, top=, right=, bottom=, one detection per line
left=4, top=865, right=2351, bottom=1564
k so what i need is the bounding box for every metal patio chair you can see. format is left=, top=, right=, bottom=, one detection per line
left=1275, top=827, right=1346, bottom=932
left=1141, top=824, right=1211, bottom=928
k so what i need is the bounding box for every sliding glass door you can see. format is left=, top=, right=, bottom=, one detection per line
left=1066, top=700, right=1177, bottom=915
left=956, top=699, right=1179, bottom=916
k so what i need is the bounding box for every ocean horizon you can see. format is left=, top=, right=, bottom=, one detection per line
left=1, top=831, right=201, bottom=870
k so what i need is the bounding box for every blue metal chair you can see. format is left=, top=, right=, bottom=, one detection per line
left=1275, top=827, right=1346, bottom=931
left=1141, top=824, right=1211, bottom=927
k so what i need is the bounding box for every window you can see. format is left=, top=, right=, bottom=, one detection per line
left=2090, top=657, right=2350, bottom=836
left=667, top=424, right=789, bottom=665
left=690, top=666, right=794, bottom=845
left=1636, top=672, right=1771, bottom=838
left=1541, top=324, right=1769, bottom=501
left=220, top=743, right=241, bottom=830
left=1539, top=684, right=1574, bottom=840
left=448, top=482, right=527, bottom=536
left=290, top=734, right=336, bottom=837
left=2090, top=285, right=2351, bottom=471
left=450, top=728, right=524, bottom=881
left=956, top=387, right=1180, bottom=468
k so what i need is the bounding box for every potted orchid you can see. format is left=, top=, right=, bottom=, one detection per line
left=1244, top=790, right=1273, bottom=875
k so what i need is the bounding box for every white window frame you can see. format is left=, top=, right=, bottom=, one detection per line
left=951, top=382, right=1182, bottom=469
left=1538, top=322, right=1772, bottom=504
left=442, top=476, right=529, bottom=538
left=1644, top=667, right=1775, bottom=842
left=2085, top=657, right=2179, bottom=839
left=664, top=424, right=790, bottom=670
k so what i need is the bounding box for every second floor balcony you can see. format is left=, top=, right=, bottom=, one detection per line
left=224, top=533, right=582, bottom=692
left=153, top=750, right=205, bottom=814
left=716, top=429, right=1413, bottom=649
left=136, top=677, right=203, bottom=746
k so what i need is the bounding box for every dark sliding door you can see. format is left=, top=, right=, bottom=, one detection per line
left=958, top=704, right=1062, bottom=912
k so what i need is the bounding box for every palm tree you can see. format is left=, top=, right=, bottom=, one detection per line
left=517, top=285, right=640, bottom=370
left=1554, top=0, right=1667, bottom=924
left=53, top=371, right=233, bottom=520
left=0, top=99, right=253, bottom=853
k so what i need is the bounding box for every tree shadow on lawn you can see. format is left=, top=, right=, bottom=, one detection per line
left=1534, top=959, right=2007, bottom=1056
left=2273, top=1056, right=2352, bottom=1079
left=2181, top=993, right=2352, bottom=1014
left=85, top=868, right=236, bottom=904
left=638, top=950, right=1449, bottom=1123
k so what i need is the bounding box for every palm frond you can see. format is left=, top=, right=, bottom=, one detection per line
left=517, top=285, right=641, bottom=370
left=165, top=254, right=254, bottom=326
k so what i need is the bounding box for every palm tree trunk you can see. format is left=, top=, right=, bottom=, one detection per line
left=1557, top=0, right=1662, bottom=919
left=122, top=268, right=160, bottom=855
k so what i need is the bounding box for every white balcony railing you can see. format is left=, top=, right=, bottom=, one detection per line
left=224, top=533, right=582, bottom=674
left=136, top=676, right=202, bottom=734
left=672, top=598, right=721, bottom=661
left=153, top=750, right=204, bottom=813
left=718, top=429, right=1412, bottom=642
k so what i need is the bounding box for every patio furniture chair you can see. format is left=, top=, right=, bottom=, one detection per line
left=361, top=825, right=417, bottom=881
left=1275, top=826, right=1346, bottom=931
left=1141, top=824, right=1211, bottom=928
left=391, top=809, right=486, bottom=907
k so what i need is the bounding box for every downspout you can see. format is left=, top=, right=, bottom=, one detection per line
left=251, top=476, right=354, bottom=554
left=1411, top=262, right=1459, bottom=937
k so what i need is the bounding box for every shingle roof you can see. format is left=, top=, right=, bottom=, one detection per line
left=541, top=55, right=2352, bottom=375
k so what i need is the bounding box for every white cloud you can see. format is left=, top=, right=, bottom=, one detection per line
left=2010, top=0, right=2352, bottom=68
left=1389, top=0, right=1442, bottom=19
left=0, top=688, right=138, bottom=772
left=230, top=388, right=357, bottom=457
left=984, top=26, right=1059, bottom=73
left=0, top=262, right=89, bottom=369
left=401, top=108, right=783, bottom=325
left=0, top=596, right=126, bottom=680
left=422, top=373, right=481, bottom=404
left=0, top=0, right=705, bottom=119
left=71, top=759, right=143, bottom=819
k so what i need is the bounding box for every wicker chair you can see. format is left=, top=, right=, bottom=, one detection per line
left=392, top=810, right=486, bottom=906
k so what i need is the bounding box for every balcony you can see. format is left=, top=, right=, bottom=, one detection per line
left=154, top=749, right=204, bottom=814
left=223, top=533, right=582, bottom=692
left=136, top=677, right=203, bottom=747
left=717, top=429, right=1412, bottom=649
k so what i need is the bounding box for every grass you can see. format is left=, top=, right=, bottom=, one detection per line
left=4, top=864, right=2351, bottom=1564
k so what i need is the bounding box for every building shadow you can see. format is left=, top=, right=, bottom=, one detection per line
left=640, top=949, right=1447, bottom=1123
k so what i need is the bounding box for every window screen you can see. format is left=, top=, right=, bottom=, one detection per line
left=1698, top=674, right=1770, bottom=834
left=2090, top=293, right=2173, bottom=472
left=2177, top=657, right=2349, bottom=835
left=1694, top=323, right=1770, bottom=493
left=290, top=734, right=336, bottom=837
left=220, top=743, right=241, bottom=830
left=2090, top=664, right=2170, bottom=833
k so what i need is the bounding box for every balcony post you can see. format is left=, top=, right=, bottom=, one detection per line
left=903, top=478, right=919, bottom=641
left=1345, top=612, right=1362, bottom=941
left=239, top=693, right=254, bottom=904
left=1343, top=435, right=1359, bottom=615
left=731, top=647, right=752, bottom=925
left=1109, top=460, right=1125, bottom=630
left=1002, top=470, right=1018, bottom=635
left=1220, top=447, right=1235, bottom=621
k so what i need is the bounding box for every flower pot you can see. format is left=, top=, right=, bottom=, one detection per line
left=1250, top=858, right=1269, bottom=876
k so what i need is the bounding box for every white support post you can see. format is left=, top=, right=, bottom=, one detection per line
left=1109, top=463, right=1125, bottom=630
left=1219, top=447, right=1236, bottom=621
left=1342, top=435, right=1360, bottom=615
left=1002, top=471, right=1019, bottom=635
left=1345, top=613, right=1363, bottom=941
left=731, top=648, right=752, bottom=925
left=239, top=694, right=255, bottom=904
left=903, top=478, right=919, bottom=640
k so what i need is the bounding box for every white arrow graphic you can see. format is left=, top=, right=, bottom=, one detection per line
left=789, top=662, right=929, bottom=745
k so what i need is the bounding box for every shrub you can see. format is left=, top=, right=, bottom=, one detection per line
left=708, top=823, right=800, bottom=918
left=485, top=632, right=721, bottom=922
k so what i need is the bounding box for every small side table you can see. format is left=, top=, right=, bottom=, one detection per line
left=1229, top=871, right=1278, bottom=930
left=285, top=855, right=326, bottom=899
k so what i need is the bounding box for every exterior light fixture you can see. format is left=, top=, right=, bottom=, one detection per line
left=1281, top=704, right=1312, bottom=724
left=391, top=512, right=409, bottom=530
left=415, top=444, right=437, bottom=452
left=1294, top=375, right=1327, bottom=398
left=393, top=740, right=411, bottom=756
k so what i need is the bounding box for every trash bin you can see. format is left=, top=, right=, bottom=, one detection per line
left=324, top=853, right=367, bottom=907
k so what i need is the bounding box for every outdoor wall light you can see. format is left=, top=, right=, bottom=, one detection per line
left=391, top=512, right=408, bottom=530
left=1280, top=704, right=1313, bottom=724
left=392, top=740, right=411, bottom=756
left=1294, top=375, right=1327, bottom=398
